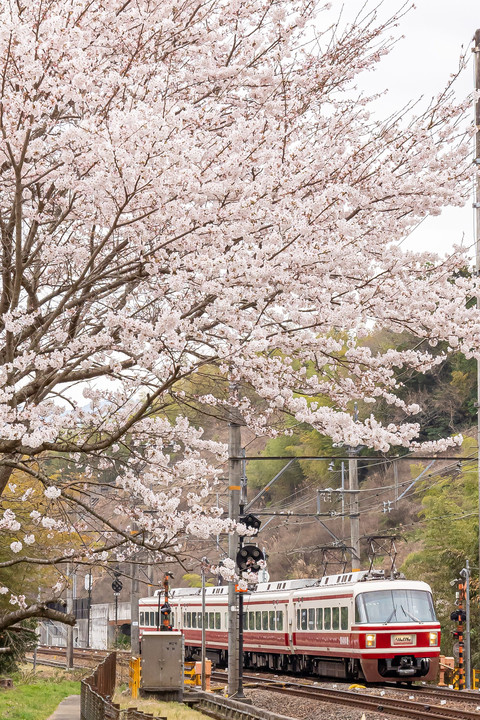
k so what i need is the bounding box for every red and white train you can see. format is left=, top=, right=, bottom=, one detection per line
left=139, top=570, right=440, bottom=683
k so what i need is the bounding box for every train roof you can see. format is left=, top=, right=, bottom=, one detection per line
left=139, top=569, right=422, bottom=603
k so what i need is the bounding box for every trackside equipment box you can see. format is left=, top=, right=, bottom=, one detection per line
left=141, top=631, right=184, bottom=701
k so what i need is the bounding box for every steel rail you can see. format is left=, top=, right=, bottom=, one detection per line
left=250, top=682, right=480, bottom=720
left=215, top=670, right=480, bottom=706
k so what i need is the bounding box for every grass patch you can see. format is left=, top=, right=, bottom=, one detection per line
left=113, top=689, right=210, bottom=719
left=0, top=669, right=80, bottom=720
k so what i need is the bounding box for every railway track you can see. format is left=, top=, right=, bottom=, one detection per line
left=210, top=671, right=480, bottom=720
left=27, top=646, right=127, bottom=669
left=30, top=648, right=480, bottom=720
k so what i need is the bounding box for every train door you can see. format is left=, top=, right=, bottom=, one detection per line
left=287, top=597, right=295, bottom=654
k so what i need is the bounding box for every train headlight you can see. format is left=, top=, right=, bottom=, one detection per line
left=429, top=632, right=438, bottom=647
left=365, top=633, right=376, bottom=648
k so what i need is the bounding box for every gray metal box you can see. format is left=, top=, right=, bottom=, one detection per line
left=141, top=631, right=184, bottom=698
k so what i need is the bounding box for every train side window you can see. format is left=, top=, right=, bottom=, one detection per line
left=276, top=611, right=283, bottom=631
left=301, top=609, right=307, bottom=630
left=249, top=612, right=255, bottom=630
left=209, top=613, right=215, bottom=629
left=308, top=608, right=315, bottom=630
left=341, top=607, right=348, bottom=630
left=243, top=612, right=247, bottom=628
left=332, top=607, right=339, bottom=630
left=324, top=607, right=331, bottom=630
left=269, top=611, right=275, bottom=630
left=256, top=611, right=261, bottom=630
left=186, top=612, right=191, bottom=628
left=262, top=611, right=268, bottom=630
left=171, top=612, right=175, bottom=628
left=154, top=611, right=159, bottom=629
left=198, top=613, right=202, bottom=628
left=296, top=609, right=300, bottom=628
left=192, top=612, right=197, bottom=628
left=215, top=612, right=221, bottom=629
left=140, top=612, right=144, bottom=626
left=316, top=608, right=323, bottom=630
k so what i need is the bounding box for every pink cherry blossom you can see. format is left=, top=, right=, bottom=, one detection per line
left=0, top=1, right=477, bottom=623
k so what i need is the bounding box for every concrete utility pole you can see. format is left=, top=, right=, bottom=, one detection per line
left=227, top=420, right=242, bottom=697
left=461, top=561, right=471, bottom=689
left=130, top=560, right=140, bottom=655
left=201, top=558, right=208, bottom=691
left=349, top=403, right=360, bottom=571
left=474, top=28, right=480, bottom=613
left=66, top=563, right=74, bottom=669
left=393, top=461, right=399, bottom=509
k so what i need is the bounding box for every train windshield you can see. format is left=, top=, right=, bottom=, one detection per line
left=355, top=589, right=436, bottom=624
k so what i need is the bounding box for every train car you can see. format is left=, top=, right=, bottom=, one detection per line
left=138, top=570, right=440, bottom=683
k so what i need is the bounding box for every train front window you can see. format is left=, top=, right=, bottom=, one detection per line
left=355, top=589, right=436, bottom=624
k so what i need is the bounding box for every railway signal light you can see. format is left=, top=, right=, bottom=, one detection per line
left=111, top=578, right=123, bottom=594
left=239, top=514, right=261, bottom=535
left=450, top=610, right=466, bottom=622
left=236, top=544, right=264, bottom=572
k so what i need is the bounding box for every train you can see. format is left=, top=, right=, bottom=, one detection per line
left=138, top=569, right=441, bottom=683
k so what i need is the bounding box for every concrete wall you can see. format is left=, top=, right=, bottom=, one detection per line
left=39, top=600, right=132, bottom=650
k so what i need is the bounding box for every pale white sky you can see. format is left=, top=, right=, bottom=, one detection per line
left=326, top=1, right=479, bottom=258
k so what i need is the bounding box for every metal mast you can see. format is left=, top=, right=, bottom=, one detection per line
left=474, top=29, right=480, bottom=603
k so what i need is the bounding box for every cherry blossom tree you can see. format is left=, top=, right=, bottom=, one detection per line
left=0, top=0, right=478, bottom=625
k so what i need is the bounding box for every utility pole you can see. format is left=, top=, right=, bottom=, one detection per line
left=341, top=461, right=345, bottom=540
left=474, top=28, right=480, bottom=621
left=130, top=560, right=140, bottom=655
left=236, top=450, right=248, bottom=700
left=461, top=561, right=471, bottom=689
left=349, top=403, right=360, bottom=571
left=86, top=571, right=92, bottom=648
left=393, top=461, right=399, bottom=509
left=66, top=563, right=74, bottom=669
left=227, top=419, right=241, bottom=697
left=201, top=558, right=208, bottom=691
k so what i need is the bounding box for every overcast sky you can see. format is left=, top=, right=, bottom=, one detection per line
left=327, top=1, right=479, bottom=258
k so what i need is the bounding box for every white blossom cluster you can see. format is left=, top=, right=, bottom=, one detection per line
left=0, top=0, right=477, bottom=611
